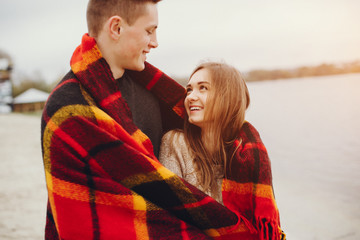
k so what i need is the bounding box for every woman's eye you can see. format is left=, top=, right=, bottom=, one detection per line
left=200, top=85, right=208, bottom=90
left=186, top=88, right=192, bottom=94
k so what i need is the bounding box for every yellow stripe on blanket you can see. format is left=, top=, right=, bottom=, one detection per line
left=121, top=165, right=177, bottom=189
left=71, top=45, right=102, bottom=74
left=204, top=228, right=221, bottom=237
left=133, top=193, right=149, bottom=240
left=43, top=105, right=115, bottom=172
left=222, top=179, right=274, bottom=200
left=132, top=195, right=147, bottom=211
left=156, top=165, right=176, bottom=180
left=132, top=129, right=150, bottom=146
left=46, top=172, right=155, bottom=210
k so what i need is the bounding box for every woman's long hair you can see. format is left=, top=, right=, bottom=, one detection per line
left=184, top=62, right=250, bottom=196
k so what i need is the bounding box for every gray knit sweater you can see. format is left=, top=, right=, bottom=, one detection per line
left=159, top=130, right=223, bottom=204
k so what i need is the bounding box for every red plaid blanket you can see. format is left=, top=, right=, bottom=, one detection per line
left=41, top=33, right=284, bottom=239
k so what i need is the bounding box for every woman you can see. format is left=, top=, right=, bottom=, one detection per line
left=159, top=62, right=285, bottom=239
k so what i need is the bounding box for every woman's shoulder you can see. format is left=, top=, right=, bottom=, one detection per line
left=162, top=129, right=185, bottom=145
left=160, top=129, right=193, bottom=161
left=236, top=121, right=268, bottom=156
left=239, top=121, right=263, bottom=144
left=159, top=129, right=193, bottom=178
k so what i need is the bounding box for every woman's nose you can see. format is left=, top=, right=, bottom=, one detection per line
left=187, top=91, right=199, bottom=101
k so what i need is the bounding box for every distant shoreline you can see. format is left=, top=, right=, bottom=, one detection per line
left=174, top=60, right=360, bottom=85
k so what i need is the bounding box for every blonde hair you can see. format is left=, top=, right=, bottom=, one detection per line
left=184, top=62, right=250, bottom=196
left=87, top=0, right=161, bottom=37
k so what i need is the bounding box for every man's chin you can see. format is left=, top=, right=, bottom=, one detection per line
left=130, top=63, right=145, bottom=72
left=138, top=64, right=145, bottom=71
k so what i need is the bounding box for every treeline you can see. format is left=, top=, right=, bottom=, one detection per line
left=6, top=59, right=360, bottom=97
left=11, top=72, right=59, bottom=97
left=12, top=78, right=54, bottom=97
left=174, top=60, right=360, bottom=85
left=245, top=60, right=360, bottom=82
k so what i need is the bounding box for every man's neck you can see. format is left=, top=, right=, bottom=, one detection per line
left=96, top=35, right=125, bottom=79
left=110, top=65, right=125, bottom=79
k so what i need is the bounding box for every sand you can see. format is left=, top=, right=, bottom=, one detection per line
left=0, top=113, right=46, bottom=239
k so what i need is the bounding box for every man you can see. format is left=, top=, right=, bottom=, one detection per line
left=41, top=0, right=260, bottom=239
left=87, top=0, right=164, bottom=158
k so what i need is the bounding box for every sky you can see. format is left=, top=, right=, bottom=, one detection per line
left=1, top=0, right=359, bottom=83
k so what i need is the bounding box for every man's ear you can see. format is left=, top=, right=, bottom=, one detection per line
left=108, top=16, right=122, bottom=40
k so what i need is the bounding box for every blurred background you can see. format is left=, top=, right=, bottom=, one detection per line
left=0, top=0, right=359, bottom=239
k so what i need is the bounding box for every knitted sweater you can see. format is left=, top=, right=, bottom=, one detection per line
left=159, top=131, right=224, bottom=204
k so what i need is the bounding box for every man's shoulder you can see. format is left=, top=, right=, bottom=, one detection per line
left=44, top=71, right=91, bottom=117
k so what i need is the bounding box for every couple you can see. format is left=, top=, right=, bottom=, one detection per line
left=41, top=0, right=285, bottom=239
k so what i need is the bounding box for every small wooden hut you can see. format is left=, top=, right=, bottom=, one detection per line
left=13, top=88, right=49, bottom=112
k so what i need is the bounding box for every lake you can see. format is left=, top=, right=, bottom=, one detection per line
left=246, top=73, right=360, bottom=239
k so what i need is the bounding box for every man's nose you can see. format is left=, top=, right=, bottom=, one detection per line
left=150, top=33, right=158, bottom=48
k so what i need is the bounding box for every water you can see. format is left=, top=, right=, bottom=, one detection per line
left=246, top=73, right=360, bottom=239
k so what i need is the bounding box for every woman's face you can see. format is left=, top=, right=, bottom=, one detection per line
left=185, top=69, right=211, bottom=129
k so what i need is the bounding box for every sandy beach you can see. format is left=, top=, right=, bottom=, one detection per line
left=0, top=113, right=46, bottom=239
left=0, top=105, right=359, bottom=239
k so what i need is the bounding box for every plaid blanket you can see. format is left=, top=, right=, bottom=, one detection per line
left=223, top=121, right=286, bottom=240
left=41, top=33, right=284, bottom=239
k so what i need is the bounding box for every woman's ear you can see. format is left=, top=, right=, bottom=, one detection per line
left=108, top=16, right=122, bottom=40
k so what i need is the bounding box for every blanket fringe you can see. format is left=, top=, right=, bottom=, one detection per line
left=255, top=217, right=285, bottom=240
left=227, top=211, right=257, bottom=234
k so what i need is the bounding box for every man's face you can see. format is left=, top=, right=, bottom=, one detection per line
left=117, top=2, right=158, bottom=72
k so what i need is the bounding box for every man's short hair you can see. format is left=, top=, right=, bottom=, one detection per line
left=87, top=0, right=161, bottom=37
